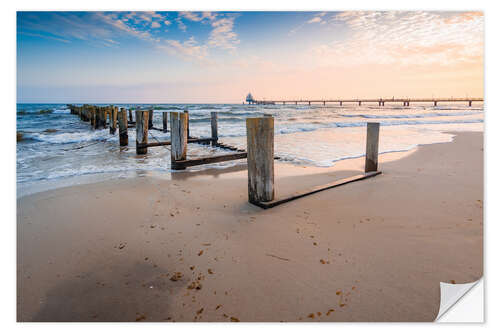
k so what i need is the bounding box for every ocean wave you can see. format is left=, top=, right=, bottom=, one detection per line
left=53, top=109, right=70, bottom=114
left=154, top=106, right=185, bottom=110
left=25, top=129, right=112, bottom=144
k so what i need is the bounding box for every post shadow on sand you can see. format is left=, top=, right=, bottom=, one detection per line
left=27, top=261, right=189, bottom=322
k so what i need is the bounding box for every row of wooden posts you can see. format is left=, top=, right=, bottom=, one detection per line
left=68, top=104, right=246, bottom=170
left=68, top=104, right=381, bottom=208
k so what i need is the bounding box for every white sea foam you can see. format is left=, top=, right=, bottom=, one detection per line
left=25, top=129, right=112, bottom=144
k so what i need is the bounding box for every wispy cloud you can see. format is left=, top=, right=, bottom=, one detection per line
left=311, top=11, right=483, bottom=67
left=157, top=36, right=208, bottom=61
left=18, top=12, right=112, bottom=42
left=290, top=12, right=327, bottom=35
left=179, top=11, right=217, bottom=22
left=307, top=12, right=327, bottom=24
left=95, top=12, right=156, bottom=42
left=208, top=16, right=240, bottom=50
left=172, top=12, right=240, bottom=57
left=18, top=31, right=70, bottom=43
left=175, top=17, right=187, bottom=32
left=18, top=11, right=241, bottom=62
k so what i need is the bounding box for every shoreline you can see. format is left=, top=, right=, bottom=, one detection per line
left=16, top=132, right=430, bottom=199
left=16, top=148, right=416, bottom=199
left=17, top=131, right=483, bottom=322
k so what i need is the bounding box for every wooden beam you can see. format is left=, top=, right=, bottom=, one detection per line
left=136, top=110, right=149, bottom=155
left=137, top=137, right=213, bottom=148
left=184, top=110, right=190, bottom=138
left=246, top=117, right=275, bottom=204
left=172, top=152, right=247, bottom=168
left=109, top=106, right=118, bottom=134
left=163, top=112, right=168, bottom=132
left=118, top=108, right=128, bottom=146
left=91, top=107, right=96, bottom=128
left=365, top=122, right=380, bottom=173
left=148, top=110, right=154, bottom=129
left=171, top=112, right=188, bottom=170
left=211, top=112, right=218, bottom=146
left=253, top=171, right=382, bottom=209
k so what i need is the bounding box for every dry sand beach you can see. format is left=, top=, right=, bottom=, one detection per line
left=17, top=131, right=483, bottom=322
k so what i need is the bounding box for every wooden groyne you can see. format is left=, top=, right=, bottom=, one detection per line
left=68, top=104, right=383, bottom=209
left=247, top=117, right=381, bottom=209
left=67, top=104, right=251, bottom=170
left=248, top=97, right=483, bottom=107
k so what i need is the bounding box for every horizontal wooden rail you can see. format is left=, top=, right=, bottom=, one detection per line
left=172, top=152, right=248, bottom=169
left=254, top=171, right=382, bottom=209
left=137, top=137, right=214, bottom=149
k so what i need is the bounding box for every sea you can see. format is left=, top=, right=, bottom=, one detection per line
left=16, top=102, right=484, bottom=197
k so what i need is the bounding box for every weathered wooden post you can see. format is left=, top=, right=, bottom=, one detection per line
left=108, top=106, right=113, bottom=126
left=211, top=112, right=218, bottom=146
left=170, top=112, right=188, bottom=170
left=95, top=107, right=106, bottom=129
left=101, top=107, right=108, bottom=128
left=110, top=106, right=118, bottom=134
left=128, top=109, right=133, bottom=123
left=184, top=110, right=190, bottom=138
left=162, top=112, right=168, bottom=132
left=118, top=108, right=128, bottom=146
left=148, top=110, right=154, bottom=129
left=246, top=117, right=275, bottom=204
left=91, top=107, right=97, bottom=129
left=136, top=110, right=149, bottom=155
left=365, top=122, right=380, bottom=173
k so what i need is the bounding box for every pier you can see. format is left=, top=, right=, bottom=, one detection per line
left=246, top=96, right=483, bottom=107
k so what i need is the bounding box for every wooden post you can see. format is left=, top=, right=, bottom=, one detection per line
left=95, top=107, right=106, bottom=129
left=91, top=107, right=97, bottom=129
left=129, top=109, right=133, bottom=123
left=162, top=112, right=168, bottom=132
left=104, top=107, right=110, bottom=128
left=365, top=122, right=380, bottom=173
left=148, top=110, right=154, bottom=129
left=101, top=107, right=108, bottom=128
left=118, top=108, right=128, bottom=146
left=246, top=117, right=274, bottom=203
left=211, top=112, right=218, bottom=146
left=184, top=110, right=190, bottom=138
left=136, top=110, right=149, bottom=155
left=171, top=112, right=188, bottom=170
left=110, top=106, right=118, bottom=134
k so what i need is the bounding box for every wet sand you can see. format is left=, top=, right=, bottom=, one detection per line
left=17, top=132, right=483, bottom=322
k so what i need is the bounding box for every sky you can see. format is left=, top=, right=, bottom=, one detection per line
left=17, top=11, right=484, bottom=103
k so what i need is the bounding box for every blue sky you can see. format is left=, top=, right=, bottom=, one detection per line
left=17, top=11, right=483, bottom=103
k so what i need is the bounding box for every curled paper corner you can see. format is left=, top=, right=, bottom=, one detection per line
left=435, top=278, right=483, bottom=322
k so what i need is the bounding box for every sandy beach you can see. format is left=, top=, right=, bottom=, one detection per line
left=17, top=131, right=483, bottom=322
